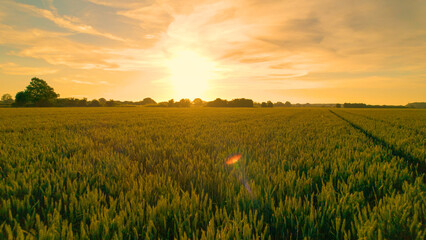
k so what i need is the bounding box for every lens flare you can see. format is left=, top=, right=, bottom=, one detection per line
left=226, top=154, right=241, bottom=165
left=225, top=153, right=254, bottom=198
left=243, top=180, right=253, bottom=196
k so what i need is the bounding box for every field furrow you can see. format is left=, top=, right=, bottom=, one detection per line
left=332, top=109, right=425, bottom=176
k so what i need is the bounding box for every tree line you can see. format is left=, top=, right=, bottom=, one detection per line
left=2, top=77, right=420, bottom=108
left=1, top=77, right=293, bottom=108
left=342, top=103, right=407, bottom=108
left=0, top=77, right=160, bottom=108
left=206, top=98, right=253, bottom=107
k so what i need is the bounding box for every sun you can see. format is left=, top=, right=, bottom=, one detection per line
left=166, top=50, right=216, bottom=100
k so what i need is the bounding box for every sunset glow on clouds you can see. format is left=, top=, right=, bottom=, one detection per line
left=0, top=0, right=425, bottom=104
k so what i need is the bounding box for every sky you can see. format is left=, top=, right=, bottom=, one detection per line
left=0, top=0, right=425, bottom=104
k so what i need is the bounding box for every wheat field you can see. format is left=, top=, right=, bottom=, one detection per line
left=1, top=108, right=424, bottom=239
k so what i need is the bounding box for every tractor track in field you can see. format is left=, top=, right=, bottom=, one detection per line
left=341, top=110, right=425, bottom=136
left=329, top=110, right=425, bottom=177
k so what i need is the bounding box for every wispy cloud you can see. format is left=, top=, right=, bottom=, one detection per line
left=71, top=79, right=95, bottom=85
left=86, top=0, right=148, bottom=9
left=71, top=79, right=110, bottom=85
left=11, top=39, right=120, bottom=69
left=0, top=62, right=57, bottom=75
left=6, top=0, right=126, bottom=42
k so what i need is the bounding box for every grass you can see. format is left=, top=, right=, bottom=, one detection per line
left=0, top=107, right=424, bottom=239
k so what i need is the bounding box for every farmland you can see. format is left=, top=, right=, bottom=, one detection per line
left=0, top=107, right=424, bottom=239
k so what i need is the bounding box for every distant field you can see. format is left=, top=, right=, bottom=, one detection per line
left=0, top=108, right=424, bottom=239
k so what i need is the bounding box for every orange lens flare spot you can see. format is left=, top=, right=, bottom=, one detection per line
left=226, top=154, right=242, bottom=165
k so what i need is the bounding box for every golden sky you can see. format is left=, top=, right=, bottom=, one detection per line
left=0, top=0, right=425, bottom=104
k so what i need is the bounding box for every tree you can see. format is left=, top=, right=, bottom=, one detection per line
left=14, top=91, right=28, bottom=106
left=106, top=100, right=116, bottom=107
left=99, top=98, right=107, bottom=105
left=176, top=99, right=191, bottom=107
left=228, top=98, right=253, bottom=107
left=25, top=77, right=59, bottom=106
left=207, top=98, right=253, bottom=107
left=284, top=101, right=292, bottom=107
left=267, top=101, right=273, bottom=108
left=275, top=101, right=284, bottom=107
left=141, top=97, right=156, bottom=105
left=343, top=103, right=366, bottom=108
left=56, top=98, right=79, bottom=107
left=261, top=102, right=267, bottom=107
left=1, top=94, right=13, bottom=104
left=336, top=103, right=341, bottom=108
left=207, top=98, right=228, bottom=107
left=406, top=102, right=426, bottom=109
left=78, top=98, right=88, bottom=107
left=193, top=98, right=204, bottom=106
left=89, top=99, right=101, bottom=107
left=168, top=99, right=175, bottom=107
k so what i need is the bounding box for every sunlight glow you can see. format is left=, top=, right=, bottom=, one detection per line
left=166, top=50, right=217, bottom=100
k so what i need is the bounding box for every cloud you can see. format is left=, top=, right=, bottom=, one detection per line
left=86, top=0, right=151, bottom=9
left=0, top=20, right=163, bottom=71
left=0, top=62, right=58, bottom=75
left=0, top=22, right=123, bottom=69
left=145, top=0, right=320, bottom=87
left=7, top=0, right=126, bottom=42
left=12, top=39, right=120, bottom=69
left=0, top=23, right=70, bottom=45
left=71, top=79, right=95, bottom=85
left=71, top=79, right=110, bottom=85
left=117, top=3, right=173, bottom=37
left=0, top=0, right=425, bottom=103
left=3, top=0, right=425, bottom=76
